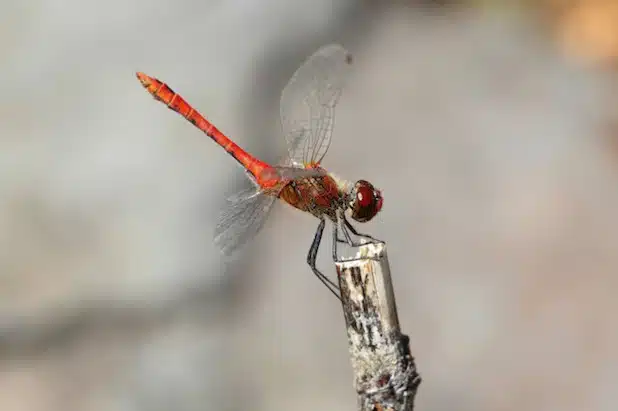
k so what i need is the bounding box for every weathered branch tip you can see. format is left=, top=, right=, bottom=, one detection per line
left=336, top=241, right=421, bottom=411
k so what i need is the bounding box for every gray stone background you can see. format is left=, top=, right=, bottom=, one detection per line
left=1, top=1, right=618, bottom=410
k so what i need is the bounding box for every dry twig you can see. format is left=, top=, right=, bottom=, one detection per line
left=336, top=241, right=421, bottom=411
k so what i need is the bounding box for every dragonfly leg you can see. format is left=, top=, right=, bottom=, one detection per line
left=307, top=217, right=341, bottom=300
left=333, top=216, right=383, bottom=264
left=343, top=217, right=381, bottom=244
left=336, top=211, right=379, bottom=248
left=340, top=220, right=357, bottom=246
left=334, top=228, right=347, bottom=244
left=332, top=223, right=343, bottom=259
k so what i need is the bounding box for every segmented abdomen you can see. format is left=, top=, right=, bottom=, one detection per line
left=136, top=72, right=273, bottom=184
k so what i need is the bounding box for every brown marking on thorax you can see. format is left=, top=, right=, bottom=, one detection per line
left=278, top=174, right=343, bottom=221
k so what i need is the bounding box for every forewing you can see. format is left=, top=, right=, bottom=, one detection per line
left=214, top=187, right=277, bottom=256
left=272, top=165, right=327, bottom=180
left=280, top=44, right=352, bottom=166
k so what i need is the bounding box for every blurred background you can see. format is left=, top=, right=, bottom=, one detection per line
left=2, top=0, right=618, bottom=410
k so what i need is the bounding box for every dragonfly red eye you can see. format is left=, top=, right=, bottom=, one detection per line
left=350, top=180, right=382, bottom=223
left=375, top=190, right=383, bottom=212
left=356, top=185, right=373, bottom=208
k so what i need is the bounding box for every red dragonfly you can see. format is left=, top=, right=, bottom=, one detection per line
left=136, top=44, right=383, bottom=298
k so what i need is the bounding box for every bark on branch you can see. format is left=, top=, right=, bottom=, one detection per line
left=336, top=241, right=421, bottom=411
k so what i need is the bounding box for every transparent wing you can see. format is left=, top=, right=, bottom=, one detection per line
left=271, top=165, right=327, bottom=180
left=280, top=44, right=353, bottom=166
left=214, top=187, right=277, bottom=256
left=213, top=167, right=323, bottom=256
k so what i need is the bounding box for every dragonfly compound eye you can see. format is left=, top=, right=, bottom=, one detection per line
left=350, top=180, right=382, bottom=222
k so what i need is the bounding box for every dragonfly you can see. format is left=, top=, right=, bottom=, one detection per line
left=136, top=44, right=383, bottom=298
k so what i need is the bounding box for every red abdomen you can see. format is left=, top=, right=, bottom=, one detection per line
left=136, top=72, right=279, bottom=187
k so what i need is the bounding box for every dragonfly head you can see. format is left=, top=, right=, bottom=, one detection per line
left=348, top=180, right=383, bottom=223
